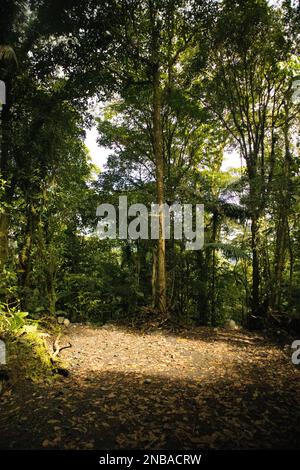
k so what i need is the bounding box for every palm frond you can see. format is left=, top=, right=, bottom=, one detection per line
left=204, top=242, right=249, bottom=260
left=219, top=201, right=248, bottom=222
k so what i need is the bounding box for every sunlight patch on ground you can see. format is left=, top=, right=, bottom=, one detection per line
left=61, top=325, right=283, bottom=384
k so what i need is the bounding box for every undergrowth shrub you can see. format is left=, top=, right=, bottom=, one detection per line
left=0, top=304, right=55, bottom=383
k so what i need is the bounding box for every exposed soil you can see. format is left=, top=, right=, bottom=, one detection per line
left=0, top=324, right=299, bottom=449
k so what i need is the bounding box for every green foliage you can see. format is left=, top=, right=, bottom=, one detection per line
left=1, top=0, right=300, bottom=337
left=57, top=238, right=141, bottom=323
left=0, top=303, right=54, bottom=382
left=204, top=243, right=249, bottom=261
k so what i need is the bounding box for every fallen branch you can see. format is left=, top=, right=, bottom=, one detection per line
left=52, top=333, right=72, bottom=358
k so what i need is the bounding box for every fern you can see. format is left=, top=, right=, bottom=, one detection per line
left=204, top=242, right=249, bottom=260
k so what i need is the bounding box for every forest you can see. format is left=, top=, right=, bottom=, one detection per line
left=0, top=0, right=300, bottom=453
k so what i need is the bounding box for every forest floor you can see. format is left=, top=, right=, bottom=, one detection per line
left=0, top=323, right=300, bottom=449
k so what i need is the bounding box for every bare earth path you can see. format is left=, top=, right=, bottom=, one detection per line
left=0, top=324, right=300, bottom=449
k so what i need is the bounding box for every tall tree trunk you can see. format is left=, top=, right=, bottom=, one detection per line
left=251, top=215, right=260, bottom=318
left=272, top=215, right=287, bottom=311
left=271, top=103, right=291, bottom=312
left=0, top=79, right=12, bottom=270
left=0, top=213, right=9, bottom=269
left=210, top=211, right=219, bottom=326
left=149, top=0, right=166, bottom=313
left=153, top=64, right=166, bottom=312
left=18, top=204, right=37, bottom=308
left=247, top=161, right=263, bottom=327
left=151, top=245, right=157, bottom=306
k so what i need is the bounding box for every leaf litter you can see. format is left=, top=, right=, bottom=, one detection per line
left=0, top=324, right=299, bottom=449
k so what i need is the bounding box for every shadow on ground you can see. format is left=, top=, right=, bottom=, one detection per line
left=0, top=344, right=299, bottom=450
